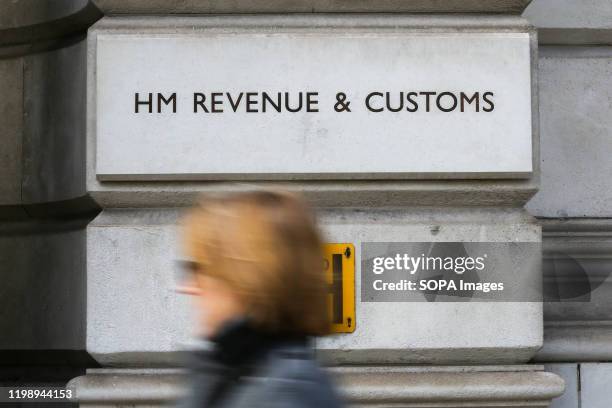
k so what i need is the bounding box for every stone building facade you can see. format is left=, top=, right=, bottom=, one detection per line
left=1, top=1, right=611, bottom=407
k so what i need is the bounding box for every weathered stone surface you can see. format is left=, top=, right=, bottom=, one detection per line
left=336, top=365, right=564, bottom=407
left=0, top=0, right=101, bottom=50
left=316, top=208, right=542, bottom=364
left=581, top=363, right=612, bottom=408
left=87, top=208, right=542, bottom=366
left=537, top=323, right=612, bottom=363
left=94, top=31, right=532, bottom=181
left=536, top=219, right=612, bottom=362
left=93, top=0, right=532, bottom=15
left=0, top=0, right=93, bottom=31
left=0, top=58, right=23, bottom=206
left=546, top=364, right=578, bottom=408
left=541, top=219, right=612, bottom=322
left=86, top=15, right=539, bottom=208
left=524, top=0, right=612, bottom=45
left=86, top=210, right=192, bottom=366
left=22, top=39, right=87, bottom=204
left=0, top=221, right=86, bottom=350
left=0, top=0, right=98, bottom=366
left=527, top=47, right=612, bottom=218
left=67, top=365, right=565, bottom=407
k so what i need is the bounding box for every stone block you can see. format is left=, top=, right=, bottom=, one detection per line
left=316, top=208, right=542, bottom=364
left=524, top=0, right=612, bottom=45
left=22, top=39, right=87, bottom=204
left=527, top=47, right=612, bottom=217
left=94, top=31, right=532, bottom=181
left=581, top=363, right=612, bottom=408
left=0, top=221, right=86, bottom=350
left=0, top=58, right=23, bottom=206
left=86, top=210, right=192, bottom=366
left=86, top=208, right=542, bottom=366
left=536, top=220, right=612, bottom=362
left=86, top=15, right=540, bottom=209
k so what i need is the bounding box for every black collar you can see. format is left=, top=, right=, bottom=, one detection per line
left=209, top=318, right=307, bottom=366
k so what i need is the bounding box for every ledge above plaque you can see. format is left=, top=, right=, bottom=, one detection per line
left=92, top=19, right=533, bottom=182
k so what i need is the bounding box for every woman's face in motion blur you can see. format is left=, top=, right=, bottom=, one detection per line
left=177, top=270, right=245, bottom=339
left=179, top=191, right=330, bottom=340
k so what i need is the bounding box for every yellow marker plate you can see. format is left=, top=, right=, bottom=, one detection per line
left=323, top=243, right=355, bottom=333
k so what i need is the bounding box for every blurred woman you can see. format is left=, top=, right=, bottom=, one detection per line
left=176, top=191, right=343, bottom=408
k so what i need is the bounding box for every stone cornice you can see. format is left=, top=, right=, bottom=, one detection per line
left=92, top=0, right=532, bottom=15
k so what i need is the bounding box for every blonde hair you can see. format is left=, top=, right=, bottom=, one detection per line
left=181, top=190, right=330, bottom=336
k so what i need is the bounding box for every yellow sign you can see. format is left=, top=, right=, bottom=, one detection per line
left=324, top=243, right=355, bottom=333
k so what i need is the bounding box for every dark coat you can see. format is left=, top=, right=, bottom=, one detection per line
left=178, top=320, right=344, bottom=408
